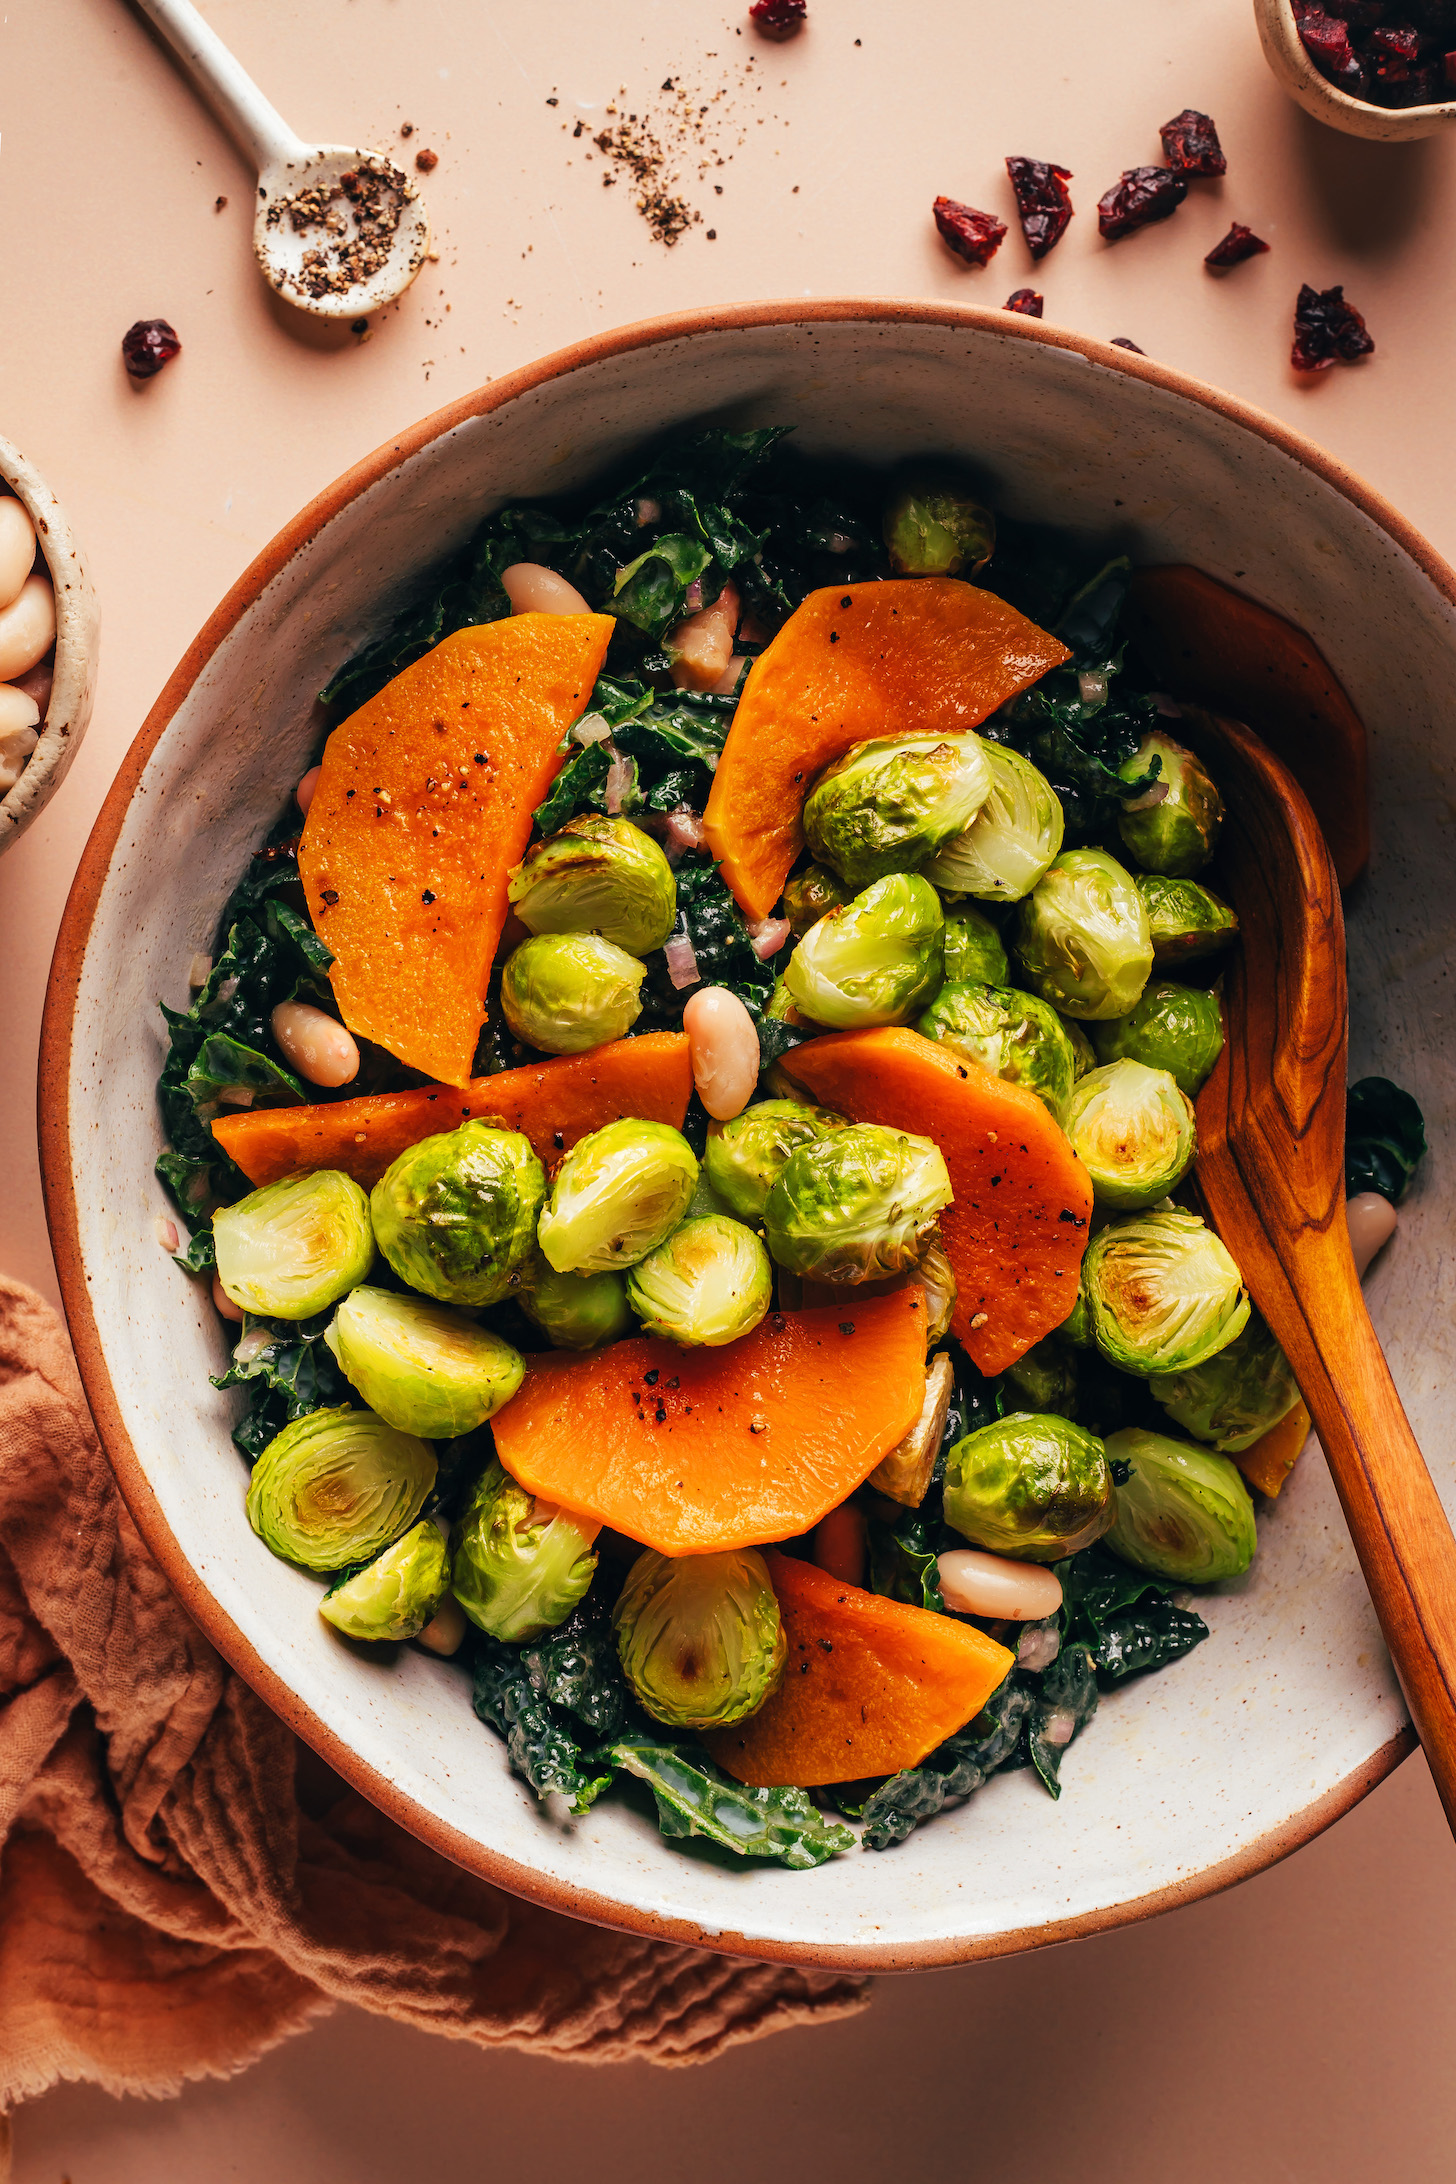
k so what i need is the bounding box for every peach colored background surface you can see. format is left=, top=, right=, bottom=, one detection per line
left=5, top=0, right=1456, bottom=2176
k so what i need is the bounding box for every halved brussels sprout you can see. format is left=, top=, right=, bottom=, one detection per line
left=803, top=735, right=992, bottom=891
left=1082, top=1207, right=1250, bottom=1376
left=763, top=1122, right=952, bottom=1283
left=923, top=744, right=1065, bottom=903
left=916, top=1226, right=958, bottom=1346
left=782, top=862, right=854, bottom=938
left=942, top=1412, right=1114, bottom=1563
left=521, top=1255, right=634, bottom=1350
left=506, top=813, right=677, bottom=956
left=1012, top=849, right=1154, bottom=1021
left=320, top=1519, right=451, bottom=1641
left=246, top=1405, right=436, bottom=1573
left=916, top=980, right=1076, bottom=1121
left=883, top=474, right=996, bottom=578
left=627, top=1215, right=773, bottom=1347
left=1064, top=1060, right=1197, bottom=1211
left=371, top=1122, right=545, bottom=1307
left=1116, top=731, right=1224, bottom=876
left=1104, top=1426, right=1257, bottom=1582
left=499, top=932, right=645, bottom=1054
left=1061, top=1013, right=1098, bottom=1080
left=1149, top=1310, right=1300, bottom=1452
left=704, top=1098, right=850, bottom=1221
left=450, top=1458, right=599, bottom=1641
left=1137, top=874, right=1240, bottom=967
left=1091, top=980, right=1224, bottom=1100
left=783, top=872, right=944, bottom=1030
left=940, top=904, right=1010, bottom=987
left=325, top=1285, right=523, bottom=1437
left=213, top=1170, right=374, bottom=1320
left=613, top=1546, right=786, bottom=1729
left=1003, top=1335, right=1079, bottom=1417
left=536, top=1117, right=698, bottom=1274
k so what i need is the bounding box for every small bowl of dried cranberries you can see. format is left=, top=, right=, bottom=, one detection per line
left=1256, top=0, right=1456, bottom=138
left=0, top=436, right=100, bottom=856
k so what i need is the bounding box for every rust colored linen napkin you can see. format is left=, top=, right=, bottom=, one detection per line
left=0, top=1274, right=867, bottom=2136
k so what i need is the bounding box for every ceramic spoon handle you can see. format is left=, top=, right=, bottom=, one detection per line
left=131, top=0, right=307, bottom=170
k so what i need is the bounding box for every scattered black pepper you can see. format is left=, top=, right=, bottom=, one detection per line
left=421, top=889, right=435, bottom=904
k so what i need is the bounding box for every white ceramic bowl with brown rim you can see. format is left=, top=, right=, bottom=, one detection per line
left=1254, top=0, right=1456, bottom=139
left=40, top=303, right=1455, bottom=1970
left=0, top=434, right=99, bottom=855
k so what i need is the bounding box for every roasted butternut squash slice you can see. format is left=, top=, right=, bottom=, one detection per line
left=781, top=1027, right=1093, bottom=1374
left=299, top=613, right=615, bottom=1086
left=703, top=1550, right=1014, bottom=1787
left=491, top=1289, right=928, bottom=1556
left=702, top=579, right=1071, bottom=921
left=1234, top=1397, right=1312, bottom=1501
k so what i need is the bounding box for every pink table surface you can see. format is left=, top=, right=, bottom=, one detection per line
left=6, top=1, right=1456, bottom=2177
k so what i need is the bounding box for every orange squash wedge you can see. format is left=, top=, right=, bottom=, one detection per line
left=491, top=1290, right=928, bottom=1556
left=781, top=1028, right=1093, bottom=1374
left=702, top=1551, right=1014, bottom=1787
left=299, top=613, right=615, bottom=1087
left=702, top=579, right=1071, bottom=921
left=210, top=1033, right=692, bottom=1190
left=1233, top=1397, right=1312, bottom=1502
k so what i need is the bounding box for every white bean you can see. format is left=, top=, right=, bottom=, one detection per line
left=500, top=562, right=592, bottom=615
left=417, top=1593, right=468, bottom=1657
left=682, top=985, right=760, bottom=1120
left=296, top=764, right=322, bottom=815
left=212, top=1270, right=244, bottom=1323
left=812, top=1502, right=868, bottom=1588
left=270, top=1000, right=360, bottom=1088
left=0, top=572, right=55, bottom=681
left=937, top=1548, right=1064, bottom=1621
left=1347, top=1190, right=1398, bottom=1278
left=667, top=578, right=740, bottom=692
left=0, top=683, right=40, bottom=737
left=0, top=498, right=37, bottom=612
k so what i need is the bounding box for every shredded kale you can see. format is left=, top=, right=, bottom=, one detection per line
left=637, top=854, right=778, bottom=1036
left=210, top=1312, right=349, bottom=1461
left=847, top=1674, right=1034, bottom=1848
left=1345, top=1076, right=1427, bottom=1204
left=520, top=1597, right=637, bottom=1743
left=869, top=1505, right=951, bottom=1613
left=1056, top=1540, right=1210, bottom=1682
left=607, top=1738, right=855, bottom=1868
left=1025, top=1640, right=1099, bottom=1797
left=472, top=1635, right=616, bottom=1815
left=531, top=676, right=732, bottom=834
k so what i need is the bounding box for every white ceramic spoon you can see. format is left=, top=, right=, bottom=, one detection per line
left=131, top=0, right=432, bottom=317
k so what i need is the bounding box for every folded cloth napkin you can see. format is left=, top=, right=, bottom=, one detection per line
left=0, top=1275, right=867, bottom=2126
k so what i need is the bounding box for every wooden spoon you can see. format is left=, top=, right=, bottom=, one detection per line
left=1178, top=703, right=1456, bottom=1832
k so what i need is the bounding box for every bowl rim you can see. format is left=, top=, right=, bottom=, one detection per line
left=0, top=432, right=99, bottom=853
left=39, top=296, right=1440, bottom=1969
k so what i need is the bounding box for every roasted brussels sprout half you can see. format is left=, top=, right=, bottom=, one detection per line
left=1061, top=1013, right=1098, bottom=1080
left=803, top=735, right=992, bottom=891
left=613, top=1546, right=786, bottom=1730
left=325, top=1286, right=524, bottom=1437
left=1092, top=979, right=1224, bottom=1100
left=916, top=979, right=1077, bottom=1121
left=1064, top=1060, right=1197, bottom=1211
left=246, top=1405, right=436, bottom=1573
left=883, top=474, right=996, bottom=577
left=783, top=872, right=944, bottom=1030
left=506, top=814, right=677, bottom=955
left=763, top=1122, right=952, bottom=1283
left=1012, top=848, right=1154, bottom=1020
left=449, top=1459, right=599, bottom=1642
left=942, top=1412, right=1114, bottom=1563
left=1149, top=1309, right=1300, bottom=1452
left=1082, top=1207, right=1250, bottom=1375
left=1346, top=1075, right=1428, bottom=1203
left=1104, top=1427, right=1257, bottom=1583
left=940, top=904, right=1010, bottom=987
left=319, top=1519, right=451, bottom=1642
left=521, top=1256, right=634, bottom=1350
left=626, top=1215, right=773, bottom=1346
left=499, top=931, right=645, bottom=1054
left=1137, top=874, right=1239, bottom=967
left=781, top=862, right=854, bottom=937
left=1116, top=731, right=1224, bottom=877
left=536, top=1117, right=698, bottom=1274
left=916, top=1227, right=958, bottom=1346
left=213, top=1170, right=374, bottom=1320
left=704, top=1098, right=849, bottom=1221
left=371, top=1122, right=545, bottom=1308
left=1003, top=1335, right=1079, bottom=1417
left=923, top=743, right=1065, bottom=903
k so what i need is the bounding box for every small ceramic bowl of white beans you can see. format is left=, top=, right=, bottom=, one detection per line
left=0, top=434, right=100, bottom=856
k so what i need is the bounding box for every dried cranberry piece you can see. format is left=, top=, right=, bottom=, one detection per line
left=749, top=0, right=806, bottom=36
left=1445, top=48, right=1456, bottom=87
left=933, top=196, right=1008, bottom=266
left=1291, top=283, right=1375, bottom=371
left=1369, top=23, right=1420, bottom=56
left=121, top=318, right=182, bottom=380
left=1159, top=109, right=1227, bottom=177
left=1374, top=56, right=1438, bottom=99
left=1097, top=166, right=1188, bottom=242
left=1110, top=337, right=1146, bottom=353
left=1296, top=8, right=1371, bottom=93
left=1205, top=222, right=1271, bottom=267
left=1004, top=157, right=1074, bottom=259
left=1004, top=287, right=1045, bottom=316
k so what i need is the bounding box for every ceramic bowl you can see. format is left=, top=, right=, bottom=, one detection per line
left=1254, top=0, right=1456, bottom=140
left=0, top=434, right=99, bottom=855
left=40, top=303, right=1455, bottom=1970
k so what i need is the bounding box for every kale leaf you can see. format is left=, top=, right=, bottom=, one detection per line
left=607, top=1739, right=855, bottom=1869
left=1055, top=1540, right=1210, bottom=1683
left=210, top=1312, right=349, bottom=1460
left=869, top=1506, right=950, bottom=1613
left=852, top=1674, right=1034, bottom=1849
left=638, top=855, right=776, bottom=1034
left=520, top=1596, right=637, bottom=1743
left=472, top=1635, right=616, bottom=1815
left=1345, top=1076, right=1427, bottom=1204
left=1025, top=1640, right=1099, bottom=1798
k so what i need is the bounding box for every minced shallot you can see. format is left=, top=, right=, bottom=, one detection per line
left=664, top=929, right=702, bottom=989
left=748, top=915, right=791, bottom=960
